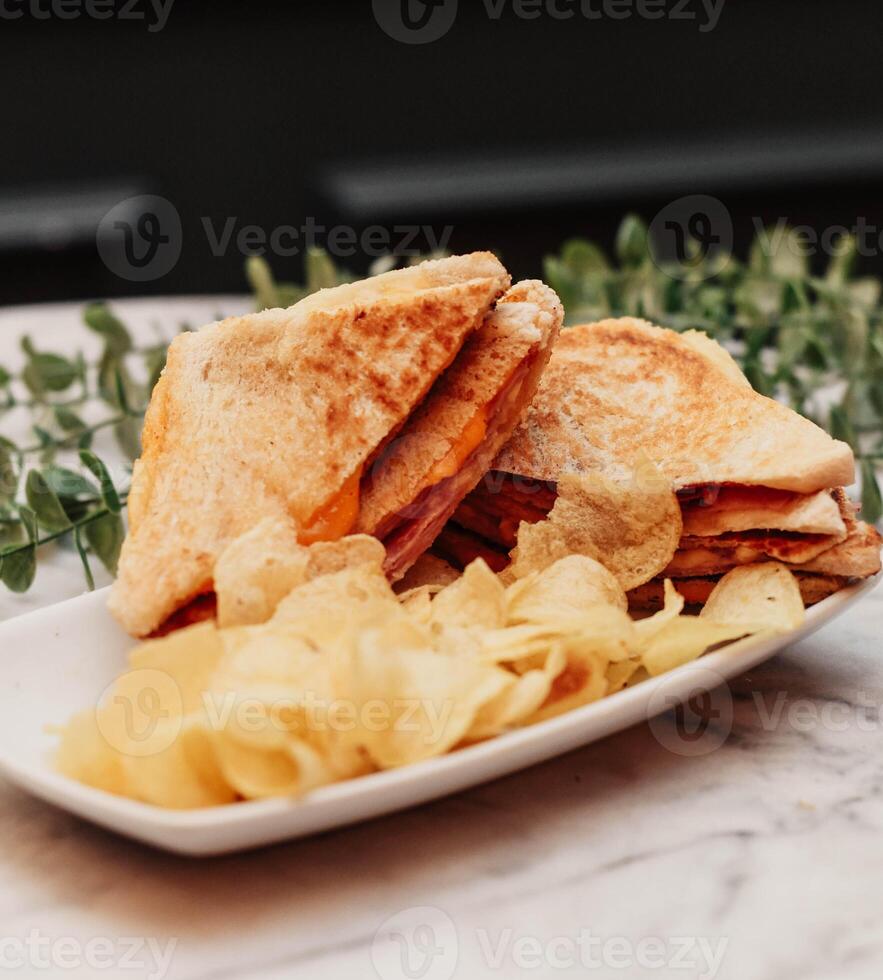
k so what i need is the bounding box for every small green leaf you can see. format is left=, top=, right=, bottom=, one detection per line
left=830, top=405, right=857, bottom=447
left=85, top=512, right=124, bottom=575
left=78, top=451, right=121, bottom=513
left=82, top=303, right=132, bottom=355
left=305, top=247, right=340, bottom=293
left=0, top=544, right=36, bottom=593
left=20, top=339, right=79, bottom=395
left=53, top=405, right=87, bottom=435
left=114, top=365, right=131, bottom=415
left=143, top=344, right=168, bottom=394
left=0, top=364, right=10, bottom=387
left=114, top=416, right=142, bottom=461
left=861, top=459, right=882, bottom=525
left=615, top=214, right=649, bottom=267
left=25, top=470, right=72, bottom=533
left=74, top=525, right=95, bottom=591
left=0, top=442, right=16, bottom=504
left=560, top=238, right=610, bottom=275
left=41, top=465, right=98, bottom=501
left=246, top=255, right=280, bottom=311
left=743, top=360, right=774, bottom=397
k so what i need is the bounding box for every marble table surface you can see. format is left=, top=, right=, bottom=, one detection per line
left=2, top=300, right=882, bottom=979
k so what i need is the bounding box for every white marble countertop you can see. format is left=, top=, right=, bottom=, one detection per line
left=0, top=582, right=877, bottom=980
left=2, top=299, right=882, bottom=979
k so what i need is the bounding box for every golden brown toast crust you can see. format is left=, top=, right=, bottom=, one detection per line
left=110, top=253, right=509, bottom=637
left=494, top=318, right=855, bottom=493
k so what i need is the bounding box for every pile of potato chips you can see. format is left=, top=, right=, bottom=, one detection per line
left=56, top=505, right=806, bottom=809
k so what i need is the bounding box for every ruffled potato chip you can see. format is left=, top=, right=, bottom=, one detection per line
left=509, top=465, right=682, bottom=590
left=127, top=620, right=224, bottom=714
left=467, top=647, right=566, bottom=740
left=700, top=562, right=805, bottom=632
left=307, top=535, right=386, bottom=579
left=395, top=553, right=461, bottom=593
left=215, top=516, right=309, bottom=628
left=524, top=638, right=609, bottom=723
left=56, top=709, right=127, bottom=797
left=430, top=559, right=506, bottom=630
left=605, top=659, right=641, bottom=694
left=212, top=732, right=335, bottom=800
left=332, top=619, right=512, bottom=767
left=639, top=618, right=752, bottom=677
left=506, top=555, right=627, bottom=624
left=633, top=579, right=685, bottom=644
left=271, top=565, right=400, bottom=646
left=118, top=716, right=236, bottom=809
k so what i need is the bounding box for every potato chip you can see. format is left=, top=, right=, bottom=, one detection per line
left=55, top=710, right=127, bottom=796
left=215, top=516, right=309, bottom=627
left=467, top=641, right=569, bottom=739
left=307, top=534, right=386, bottom=579
left=479, top=605, right=634, bottom=669
left=508, top=464, right=682, bottom=590
left=394, top=553, right=461, bottom=593
left=524, top=638, right=609, bottom=723
left=332, top=619, right=512, bottom=767
left=430, top=559, right=506, bottom=630
left=633, top=579, right=685, bottom=644
left=128, top=620, right=224, bottom=714
left=700, top=562, right=805, bottom=632
left=605, top=659, right=641, bottom=694
left=506, top=555, right=627, bottom=624
left=271, top=565, right=400, bottom=645
left=399, top=586, right=436, bottom=624
left=212, top=732, right=334, bottom=800
left=119, top=716, right=236, bottom=809
left=639, top=618, right=751, bottom=676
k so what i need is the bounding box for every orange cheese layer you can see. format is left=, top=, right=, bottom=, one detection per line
left=424, top=408, right=488, bottom=486
left=299, top=466, right=363, bottom=544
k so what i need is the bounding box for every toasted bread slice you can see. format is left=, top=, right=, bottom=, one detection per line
left=357, top=281, right=563, bottom=579
left=494, top=318, right=855, bottom=493
left=110, top=253, right=509, bottom=636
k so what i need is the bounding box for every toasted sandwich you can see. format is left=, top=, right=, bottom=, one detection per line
left=357, top=280, right=562, bottom=579
left=109, top=254, right=561, bottom=636
left=440, top=317, right=881, bottom=606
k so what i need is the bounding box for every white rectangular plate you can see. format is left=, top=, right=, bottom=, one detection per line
left=0, top=579, right=877, bottom=856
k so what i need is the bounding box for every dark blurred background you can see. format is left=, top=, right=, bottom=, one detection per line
left=3, top=0, right=883, bottom=304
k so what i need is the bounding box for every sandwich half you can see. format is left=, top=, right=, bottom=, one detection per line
left=109, top=255, right=562, bottom=636
left=440, top=317, right=881, bottom=606
left=357, top=280, right=563, bottom=579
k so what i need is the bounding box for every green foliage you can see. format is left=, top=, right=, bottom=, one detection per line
left=1, top=237, right=881, bottom=599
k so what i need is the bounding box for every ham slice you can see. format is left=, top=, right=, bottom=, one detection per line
left=381, top=357, right=542, bottom=579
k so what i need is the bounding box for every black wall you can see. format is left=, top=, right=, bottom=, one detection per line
left=2, top=0, right=883, bottom=303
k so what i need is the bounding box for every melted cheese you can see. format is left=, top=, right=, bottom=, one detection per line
left=424, top=409, right=488, bottom=486
left=298, top=466, right=363, bottom=544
